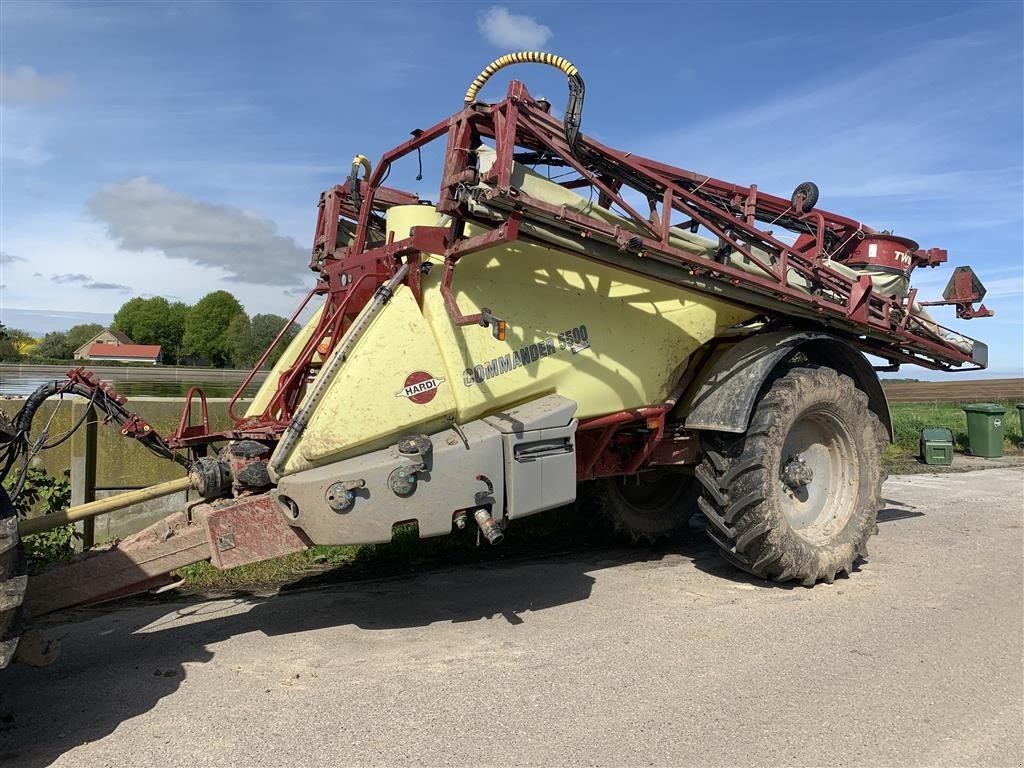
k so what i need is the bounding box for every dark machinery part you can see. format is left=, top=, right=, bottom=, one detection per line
left=791, top=181, right=819, bottom=213
left=397, top=434, right=432, bottom=459
left=388, top=466, right=419, bottom=497
left=325, top=479, right=365, bottom=513
left=188, top=457, right=232, bottom=500
left=229, top=440, right=273, bottom=492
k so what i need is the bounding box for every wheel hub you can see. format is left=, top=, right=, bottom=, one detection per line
left=776, top=409, right=858, bottom=545
left=781, top=456, right=814, bottom=490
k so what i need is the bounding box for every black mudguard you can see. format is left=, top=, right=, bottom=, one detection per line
left=683, top=331, right=892, bottom=440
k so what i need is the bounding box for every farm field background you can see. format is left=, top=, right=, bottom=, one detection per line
left=882, top=377, right=1023, bottom=403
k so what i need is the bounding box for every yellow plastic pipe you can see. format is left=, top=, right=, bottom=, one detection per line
left=19, top=476, right=193, bottom=536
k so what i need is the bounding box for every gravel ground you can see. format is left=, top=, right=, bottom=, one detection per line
left=1, top=467, right=1022, bottom=768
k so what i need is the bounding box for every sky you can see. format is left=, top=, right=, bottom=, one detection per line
left=1, top=1, right=1021, bottom=377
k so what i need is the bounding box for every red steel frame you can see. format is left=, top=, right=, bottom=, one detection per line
left=157, top=80, right=986, bottom=475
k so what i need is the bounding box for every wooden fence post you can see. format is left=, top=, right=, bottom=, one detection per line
left=70, top=403, right=98, bottom=551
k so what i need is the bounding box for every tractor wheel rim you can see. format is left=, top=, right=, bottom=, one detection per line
left=777, top=409, right=858, bottom=545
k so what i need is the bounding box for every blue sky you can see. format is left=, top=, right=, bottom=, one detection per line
left=1, top=1, right=1021, bottom=377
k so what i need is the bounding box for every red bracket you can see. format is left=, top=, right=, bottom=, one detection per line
left=919, top=266, right=995, bottom=319
left=174, top=387, right=210, bottom=442
left=119, top=414, right=154, bottom=439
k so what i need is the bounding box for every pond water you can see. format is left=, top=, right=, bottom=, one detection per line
left=0, top=367, right=266, bottom=399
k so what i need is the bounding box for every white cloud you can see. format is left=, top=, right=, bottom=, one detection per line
left=1, top=215, right=314, bottom=322
left=0, top=251, right=25, bottom=265
left=0, top=66, right=72, bottom=106
left=87, top=178, right=308, bottom=286
left=478, top=6, right=552, bottom=49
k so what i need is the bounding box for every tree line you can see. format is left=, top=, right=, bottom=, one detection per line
left=0, top=291, right=299, bottom=369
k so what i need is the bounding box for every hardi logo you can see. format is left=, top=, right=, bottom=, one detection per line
left=396, top=371, right=446, bottom=404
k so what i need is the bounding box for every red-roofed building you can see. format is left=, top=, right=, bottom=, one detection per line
left=73, top=327, right=135, bottom=359
left=86, top=343, right=163, bottom=365
left=73, top=327, right=163, bottom=365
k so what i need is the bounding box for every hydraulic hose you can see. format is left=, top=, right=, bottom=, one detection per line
left=348, top=154, right=373, bottom=217
left=351, top=154, right=372, bottom=180
left=464, top=51, right=579, bottom=104
left=462, top=52, right=657, bottom=201
left=464, top=52, right=585, bottom=153
left=1, top=379, right=188, bottom=494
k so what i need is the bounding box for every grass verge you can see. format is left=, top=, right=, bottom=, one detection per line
left=174, top=497, right=614, bottom=593
left=889, top=399, right=1021, bottom=452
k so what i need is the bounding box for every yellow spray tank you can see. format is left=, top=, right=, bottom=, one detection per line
left=263, top=178, right=754, bottom=477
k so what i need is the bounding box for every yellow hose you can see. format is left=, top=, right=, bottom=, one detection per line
left=464, top=52, right=579, bottom=104
left=351, top=154, right=371, bottom=180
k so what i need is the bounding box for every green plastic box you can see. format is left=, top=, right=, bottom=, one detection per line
left=919, top=426, right=954, bottom=466
left=962, top=403, right=1006, bottom=458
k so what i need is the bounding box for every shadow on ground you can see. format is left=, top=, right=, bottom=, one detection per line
left=0, top=496, right=922, bottom=767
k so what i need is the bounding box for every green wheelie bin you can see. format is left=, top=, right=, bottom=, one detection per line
left=962, top=403, right=1006, bottom=458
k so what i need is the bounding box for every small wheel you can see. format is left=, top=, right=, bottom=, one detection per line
left=791, top=181, right=819, bottom=213
left=598, top=471, right=698, bottom=543
left=696, top=366, right=887, bottom=586
left=0, top=486, right=27, bottom=670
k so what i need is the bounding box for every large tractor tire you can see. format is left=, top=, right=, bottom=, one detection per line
left=696, top=366, right=887, bottom=586
left=0, top=486, right=27, bottom=669
left=599, top=471, right=699, bottom=542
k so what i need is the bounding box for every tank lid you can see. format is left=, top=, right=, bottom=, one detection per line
left=920, top=426, right=953, bottom=442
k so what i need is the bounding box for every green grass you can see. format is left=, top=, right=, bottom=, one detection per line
left=174, top=505, right=611, bottom=593
left=175, top=546, right=362, bottom=591
left=889, top=399, right=1022, bottom=452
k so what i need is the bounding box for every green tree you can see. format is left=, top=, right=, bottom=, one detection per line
left=31, top=331, right=72, bottom=360
left=183, top=291, right=245, bottom=366
left=112, top=297, right=190, bottom=363
left=255, top=314, right=300, bottom=368
left=0, top=326, right=33, bottom=362
left=111, top=297, right=151, bottom=341
left=229, top=313, right=299, bottom=369
left=226, top=312, right=251, bottom=368
left=165, top=301, right=189, bottom=363
left=65, top=323, right=104, bottom=354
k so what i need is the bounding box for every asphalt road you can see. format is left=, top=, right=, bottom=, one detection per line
left=2, top=467, right=1022, bottom=767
